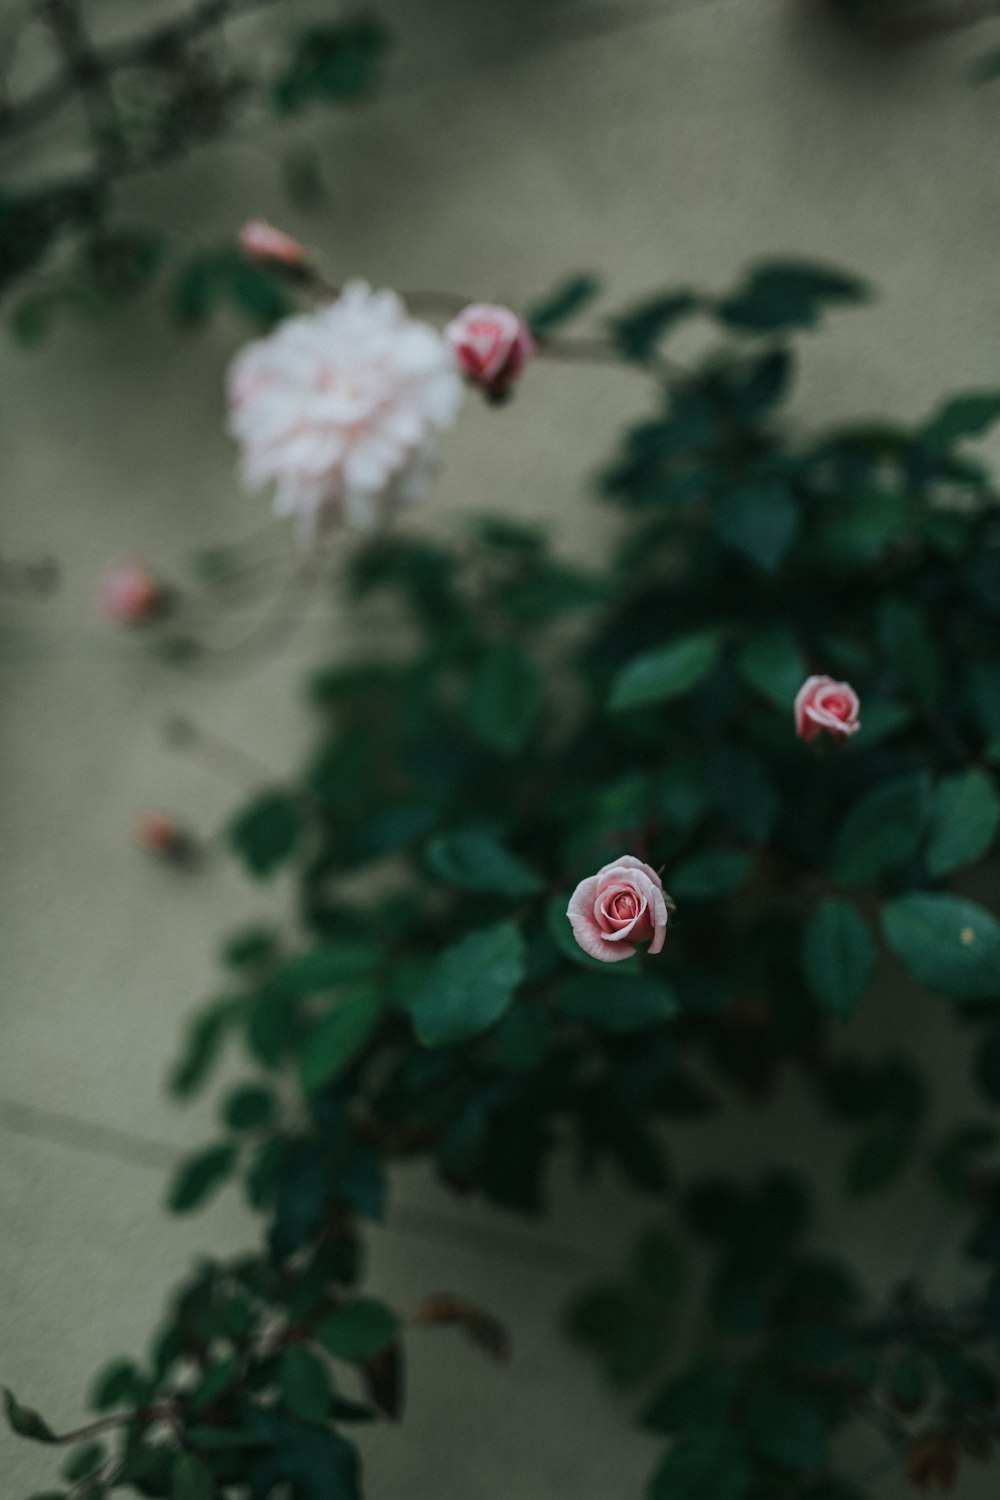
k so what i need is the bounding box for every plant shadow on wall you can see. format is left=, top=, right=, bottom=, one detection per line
left=9, top=251, right=1000, bottom=1500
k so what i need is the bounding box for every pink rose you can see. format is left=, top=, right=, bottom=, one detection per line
left=794, top=675, right=860, bottom=742
left=238, top=220, right=307, bottom=269
left=444, top=304, right=535, bottom=399
left=99, top=561, right=161, bottom=624
left=567, top=855, right=670, bottom=964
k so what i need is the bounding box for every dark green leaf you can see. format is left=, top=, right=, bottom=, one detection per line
left=744, top=1382, right=829, bottom=1468
left=425, top=830, right=543, bottom=897
left=406, top=921, right=526, bottom=1046
left=279, top=1345, right=332, bottom=1423
left=802, top=898, right=875, bottom=1020
left=610, top=632, right=720, bottom=712
left=925, top=769, right=1000, bottom=877
left=643, top=1364, right=737, bottom=1433
left=882, top=893, right=1000, bottom=999
left=316, top=1299, right=400, bottom=1362
left=670, top=850, right=752, bottom=900
left=526, top=274, right=601, bottom=337
left=716, top=482, right=798, bottom=572
left=557, top=973, right=677, bottom=1031
left=465, top=643, right=541, bottom=754
left=609, top=291, right=700, bottom=361
left=228, top=790, right=303, bottom=879
left=222, top=1084, right=277, bottom=1131
left=832, top=773, right=931, bottom=885
left=923, top=391, right=1000, bottom=448
left=272, top=19, right=389, bottom=113
left=166, top=1143, right=237, bottom=1214
left=300, top=985, right=384, bottom=1092
left=720, top=259, right=868, bottom=333
left=737, top=630, right=806, bottom=709
left=4, top=1389, right=55, bottom=1443
left=650, top=1424, right=747, bottom=1500
left=173, top=1453, right=213, bottom=1500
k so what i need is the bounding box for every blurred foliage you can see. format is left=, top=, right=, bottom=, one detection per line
left=9, top=259, right=1000, bottom=1497
left=0, top=1, right=389, bottom=342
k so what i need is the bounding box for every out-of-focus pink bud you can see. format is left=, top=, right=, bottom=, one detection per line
left=99, top=561, right=162, bottom=624
left=444, top=304, right=535, bottom=400
left=238, top=220, right=308, bottom=269
left=794, top=675, right=861, bottom=743
left=135, top=813, right=196, bottom=864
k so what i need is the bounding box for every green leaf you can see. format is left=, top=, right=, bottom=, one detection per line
left=878, top=597, right=943, bottom=707
left=465, top=642, right=541, bottom=754
left=609, top=632, right=720, bottom=712
left=716, top=482, right=798, bottom=572
left=425, top=830, right=543, bottom=897
left=168, top=998, right=238, bottom=1100
left=228, top=790, right=303, bottom=879
left=557, top=973, right=678, bottom=1032
left=923, top=391, right=1000, bottom=448
left=882, top=893, right=1000, bottom=999
left=925, top=769, right=1000, bottom=877
left=832, top=772, right=931, bottom=885
left=173, top=1453, right=213, bottom=1500
left=3, top=1388, right=55, bottom=1443
left=670, top=850, right=752, bottom=900
left=565, top=1284, right=666, bottom=1388
left=269, top=942, right=379, bottom=996
left=272, top=18, right=389, bottom=113
left=406, top=921, right=526, bottom=1046
left=279, top=1345, right=333, bottom=1423
left=64, top=1441, right=105, bottom=1481
left=609, top=291, right=700, bottom=361
left=300, top=985, right=384, bottom=1092
left=737, top=630, right=806, bottom=709
left=526, top=274, right=601, bottom=337
left=89, top=1359, right=141, bottom=1412
left=244, top=1408, right=360, bottom=1500
left=643, top=1364, right=737, bottom=1433
left=221, top=1084, right=277, bottom=1131
left=744, top=1382, right=829, bottom=1469
left=650, top=1424, right=747, bottom=1500
left=166, top=1143, right=237, bottom=1214
left=845, top=1127, right=911, bottom=1195
left=802, top=899, right=875, bottom=1020
left=316, top=1299, right=400, bottom=1362
left=720, top=258, right=868, bottom=332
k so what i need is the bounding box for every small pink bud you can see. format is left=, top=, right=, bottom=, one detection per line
left=444, top=304, right=535, bottom=400
left=566, top=855, right=671, bottom=964
left=99, top=561, right=162, bottom=624
left=135, top=813, right=196, bottom=864
left=238, top=220, right=307, bottom=269
left=794, top=675, right=861, bottom=742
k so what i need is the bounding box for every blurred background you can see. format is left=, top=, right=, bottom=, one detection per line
left=4, top=0, right=1000, bottom=1493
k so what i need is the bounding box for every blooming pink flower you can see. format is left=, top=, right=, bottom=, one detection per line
left=227, top=281, right=464, bottom=539
left=794, top=675, right=861, bottom=742
left=444, top=304, right=535, bottom=399
left=99, top=561, right=161, bottom=624
left=567, top=855, right=670, bottom=964
left=238, top=220, right=307, bottom=269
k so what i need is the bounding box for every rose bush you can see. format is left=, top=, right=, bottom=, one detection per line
left=10, top=253, right=1000, bottom=1500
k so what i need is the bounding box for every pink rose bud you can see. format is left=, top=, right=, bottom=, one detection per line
left=567, top=854, right=670, bottom=964
left=794, top=675, right=861, bottom=742
left=99, top=561, right=162, bottom=624
left=444, top=303, right=535, bottom=400
left=238, top=220, right=307, bottom=269
left=135, top=813, right=196, bottom=864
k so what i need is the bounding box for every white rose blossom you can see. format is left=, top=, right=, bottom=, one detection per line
left=226, top=280, right=464, bottom=539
